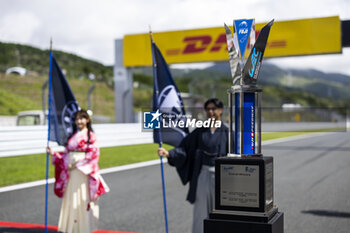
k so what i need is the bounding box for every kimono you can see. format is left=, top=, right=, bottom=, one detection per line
left=52, top=129, right=109, bottom=233
left=167, top=124, right=230, bottom=233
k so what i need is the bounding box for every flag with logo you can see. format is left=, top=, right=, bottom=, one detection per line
left=242, top=20, right=274, bottom=86
left=151, top=39, right=188, bottom=147
left=49, top=56, right=80, bottom=145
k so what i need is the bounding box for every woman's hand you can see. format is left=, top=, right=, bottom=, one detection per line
left=68, top=163, right=76, bottom=171
left=46, top=147, right=62, bottom=159
left=46, top=147, right=53, bottom=156
left=158, top=148, right=169, bottom=158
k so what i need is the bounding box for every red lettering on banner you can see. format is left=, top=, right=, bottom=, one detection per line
left=268, top=40, right=287, bottom=48
left=167, top=30, right=284, bottom=57
left=183, top=36, right=212, bottom=54
left=210, top=34, right=227, bottom=52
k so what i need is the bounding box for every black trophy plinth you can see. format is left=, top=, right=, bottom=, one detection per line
left=203, top=157, right=284, bottom=233
left=204, top=212, right=284, bottom=233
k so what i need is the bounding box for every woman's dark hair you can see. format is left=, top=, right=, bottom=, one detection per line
left=68, top=109, right=93, bottom=145
left=204, top=98, right=224, bottom=110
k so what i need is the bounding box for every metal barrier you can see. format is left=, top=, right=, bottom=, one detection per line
left=0, top=124, right=152, bottom=157
left=0, top=121, right=347, bottom=158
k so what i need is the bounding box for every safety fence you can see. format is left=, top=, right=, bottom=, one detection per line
left=0, top=121, right=347, bottom=158
left=0, top=124, right=152, bottom=157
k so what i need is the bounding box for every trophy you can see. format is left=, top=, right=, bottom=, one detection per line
left=204, top=19, right=284, bottom=233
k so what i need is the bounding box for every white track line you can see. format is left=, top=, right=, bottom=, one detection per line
left=0, top=178, right=55, bottom=193
left=261, top=132, right=333, bottom=145
left=0, top=160, right=165, bottom=193
left=99, top=159, right=163, bottom=175
left=0, top=132, right=335, bottom=193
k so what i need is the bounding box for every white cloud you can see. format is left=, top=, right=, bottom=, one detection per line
left=0, top=11, right=41, bottom=44
left=0, top=0, right=349, bottom=75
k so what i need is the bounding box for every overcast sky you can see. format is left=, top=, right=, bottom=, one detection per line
left=0, top=0, right=349, bottom=75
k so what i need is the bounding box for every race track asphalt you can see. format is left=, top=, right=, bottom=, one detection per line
left=1, top=131, right=350, bottom=233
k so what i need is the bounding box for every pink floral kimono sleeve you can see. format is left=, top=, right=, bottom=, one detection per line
left=52, top=130, right=109, bottom=200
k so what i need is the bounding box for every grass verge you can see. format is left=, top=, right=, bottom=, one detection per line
left=0, top=144, right=173, bottom=187
left=0, top=128, right=342, bottom=187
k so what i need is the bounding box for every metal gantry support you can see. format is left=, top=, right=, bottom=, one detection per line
left=42, top=80, right=49, bottom=124
left=88, top=83, right=96, bottom=111
left=114, top=39, right=134, bottom=123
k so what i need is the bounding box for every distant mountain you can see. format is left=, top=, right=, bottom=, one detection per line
left=201, top=61, right=230, bottom=75
left=287, top=68, right=350, bottom=84
left=2, top=41, right=349, bottom=100
left=180, top=61, right=350, bottom=100
left=199, top=62, right=288, bottom=83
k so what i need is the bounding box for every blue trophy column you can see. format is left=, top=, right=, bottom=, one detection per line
left=235, top=92, right=255, bottom=155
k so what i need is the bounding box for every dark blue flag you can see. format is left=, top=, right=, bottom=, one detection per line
left=49, top=56, right=80, bottom=145
left=151, top=40, right=188, bottom=147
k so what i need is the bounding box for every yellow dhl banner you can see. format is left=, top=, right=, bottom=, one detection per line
left=123, top=16, right=341, bottom=67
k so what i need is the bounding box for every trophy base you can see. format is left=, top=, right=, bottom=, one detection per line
left=210, top=206, right=278, bottom=222
left=204, top=211, right=284, bottom=233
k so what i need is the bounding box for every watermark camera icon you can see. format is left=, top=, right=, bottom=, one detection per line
left=143, top=110, right=162, bottom=129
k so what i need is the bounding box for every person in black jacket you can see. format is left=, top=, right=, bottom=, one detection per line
left=158, top=98, right=230, bottom=233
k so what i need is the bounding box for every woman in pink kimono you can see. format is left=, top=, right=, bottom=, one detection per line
left=47, top=109, right=109, bottom=233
